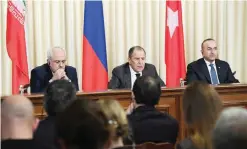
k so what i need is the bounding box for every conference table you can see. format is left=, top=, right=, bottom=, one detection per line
left=24, top=84, right=247, bottom=141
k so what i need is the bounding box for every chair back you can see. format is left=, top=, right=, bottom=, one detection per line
left=121, top=142, right=173, bottom=149
left=138, top=142, right=173, bottom=149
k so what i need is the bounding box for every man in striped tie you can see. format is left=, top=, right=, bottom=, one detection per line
left=185, top=38, right=239, bottom=85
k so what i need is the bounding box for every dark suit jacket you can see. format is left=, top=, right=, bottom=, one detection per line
left=108, top=63, right=165, bottom=89
left=30, top=63, right=79, bottom=93
left=2, top=139, right=35, bottom=149
left=176, top=138, right=199, bottom=149
left=127, top=106, right=179, bottom=145
left=185, top=58, right=239, bottom=85
left=33, top=116, right=59, bottom=149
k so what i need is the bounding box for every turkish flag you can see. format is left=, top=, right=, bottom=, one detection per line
left=165, top=0, right=186, bottom=87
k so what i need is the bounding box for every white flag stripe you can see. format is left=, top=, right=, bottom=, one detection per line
left=12, top=0, right=26, bottom=16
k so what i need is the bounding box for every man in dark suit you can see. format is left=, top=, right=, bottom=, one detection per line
left=30, top=47, right=79, bottom=93
left=126, top=76, right=178, bottom=145
left=33, top=80, right=77, bottom=149
left=108, top=46, right=165, bottom=89
left=185, top=38, right=239, bottom=85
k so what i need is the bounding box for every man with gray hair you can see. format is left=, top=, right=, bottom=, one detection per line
left=1, top=95, right=39, bottom=149
left=30, top=47, right=79, bottom=93
left=213, top=107, right=247, bottom=149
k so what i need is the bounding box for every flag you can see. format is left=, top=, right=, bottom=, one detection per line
left=165, top=0, right=186, bottom=87
left=6, top=0, right=29, bottom=94
left=82, top=0, right=108, bottom=92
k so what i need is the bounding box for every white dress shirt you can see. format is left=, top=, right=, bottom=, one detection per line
left=204, top=59, right=220, bottom=84
left=129, top=65, right=142, bottom=89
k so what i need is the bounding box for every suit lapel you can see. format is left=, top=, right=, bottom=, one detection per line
left=198, top=58, right=211, bottom=83
left=124, top=63, right=131, bottom=88
left=44, top=64, right=53, bottom=84
left=215, top=59, right=222, bottom=83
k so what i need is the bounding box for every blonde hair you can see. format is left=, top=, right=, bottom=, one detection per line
left=183, top=81, right=223, bottom=149
left=97, top=99, right=128, bottom=141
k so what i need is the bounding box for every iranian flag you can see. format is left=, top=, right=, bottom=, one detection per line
left=6, top=0, right=29, bottom=94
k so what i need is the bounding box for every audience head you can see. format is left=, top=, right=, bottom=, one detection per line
left=132, top=76, right=161, bottom=106
left=128, top=46, right=146, bottom=72
left=183, top=81, right=222, bottom=149
left=47, top=46, right=67, bottom=72
left=213, top=107, right=247, bottom=149
left=56, top=99, right=110, bottom=149
left=97, top=99, right=128, bottom=149
left=1, top=95, right=36, bottom=140
left=201, top=38, right=218, bottom=62
left=44, top=80, right=77, bottom=116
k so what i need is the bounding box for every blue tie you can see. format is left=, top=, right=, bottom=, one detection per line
left=209, top=63, right=219, bottom=85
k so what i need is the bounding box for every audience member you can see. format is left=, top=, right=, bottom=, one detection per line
left=97, top=99, right=129, bottom=149
left=127, top=76, right=178, bottom=145
left=1, top=95, right=38, bottom=149
left=33, top=80, right=77, bottom=149
left=56, top=99, right=110, bottom=149
left=177, top=81, right=222, bottom=149
left=213, top=107, right=247, bottom=149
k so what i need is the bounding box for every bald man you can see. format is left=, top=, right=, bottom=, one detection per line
left=1, top=95, right=38, bottom=149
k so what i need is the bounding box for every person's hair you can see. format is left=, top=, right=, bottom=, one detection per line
left=128, top=46, right=146, bottom=58
left=183, top=81, right=222, bottom=149
left=47, top=46, right=66, bottom=60
left=213, top=107, right=247, bottom=149
left=201, top=38, right=215, bottom=50
left=56, top=99, right=110, bottom=149
left=97, top=99, right=128, bottom=141
left=44, top=80, right=77, bottom=116
left=132, top=76, right=161, bottom=106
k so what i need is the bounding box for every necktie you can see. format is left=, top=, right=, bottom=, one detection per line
left=135, top=73, right=141, bottom=78
left=209, top=63, right=219, bottom=85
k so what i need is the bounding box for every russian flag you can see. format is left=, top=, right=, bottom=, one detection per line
left=82, top=0, right=108, bottom=92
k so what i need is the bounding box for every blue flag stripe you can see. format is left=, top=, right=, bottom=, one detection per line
left=83, top=0, right=107, bottom=70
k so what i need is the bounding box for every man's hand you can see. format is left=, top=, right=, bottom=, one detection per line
left=63, top=74, right=71, bottom=81
left=52, top=68, right=66, bottom=81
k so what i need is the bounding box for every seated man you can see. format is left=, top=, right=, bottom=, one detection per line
left=213, top=107, right=247, bottom=149
left=126, top=76, right=178, bottom=145
left=30, top=46, right=79, bottom=93
left=1, top=95, right=39, bottom=149
left=108, top=46, right=165, bottom=89
left=185, top=38, right=239, bottom=85
left=33, top=80, right=77, bottom=149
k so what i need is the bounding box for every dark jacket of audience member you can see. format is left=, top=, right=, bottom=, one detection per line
left=177, top=81, right=222, bottom=149
left=128, top=76, right=179, bottom=145
left=33, top=80, right=77, bottom=149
